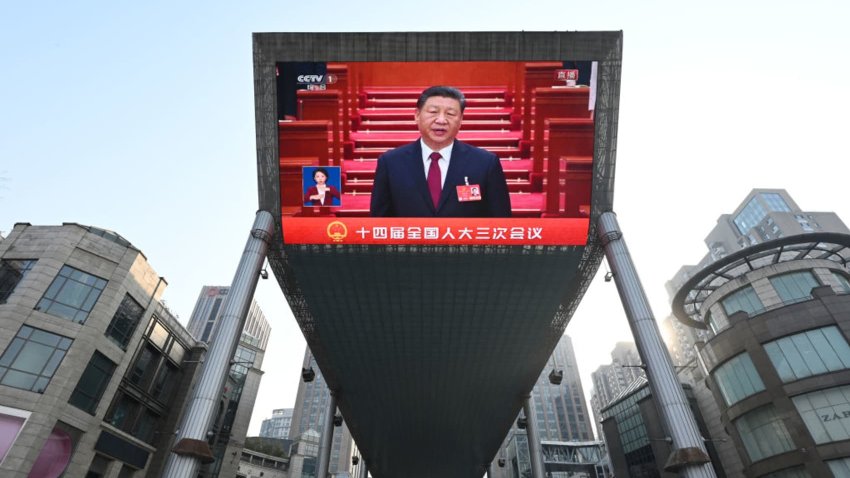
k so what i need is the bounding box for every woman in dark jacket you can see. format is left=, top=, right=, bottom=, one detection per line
left=304, top=167, right=341, bottom=206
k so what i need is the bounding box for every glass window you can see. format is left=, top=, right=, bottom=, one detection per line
left=734, top=404, right=795, bottom=462
left=827, top=457, right=850, bottom=477
left=0, top=325, right=72, bottom=393
left=36, top=265, right=107, bottom=324
left=765, top=326, right=850, bottom=382
left=107, top=393, right=139, bottom=430
left=712, top=353, right=765, bottom=405
left=706, top=308, right=730, bottom=334
left=231, top=347, right=256, bottom=379
left=128, top=344, right=159, bottom=389
left=0, top=259, right=36, bottom=303
left=734, top=197, right=767, bottom=235
left=721, top=285, right=765, bottom=317
left=131, top=409, right=159, bottom=443
left=152, top=363, right=179, bottom=402
left=792, top=384, right=850, bottom=444
left=770, top=271, right=819, bottom=305
left=762, top=193, right=792, bottom=213
left=104, top=294, right=145, bottom=349
left=832, top=272, right=850, bottom=294
left=168, top=342, right=186, bottom=365
left=201, top=298, right=223, bottom=342
left=762, top=467, right=811, bottom=478
left=149, top=321, right=168, bottom=349
left=69, top=351, right=117, bottom=415
left=734, top=194, right=791, bottom=235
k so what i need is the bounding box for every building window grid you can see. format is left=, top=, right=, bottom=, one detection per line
left=792, top=384, right=850, bottom=445
left=0, top=325, right=72, bottom=393
left=734, top=404, right=795, bottom=462
left=604, top=387, right=652, bottom=454
left=765, top=326, right=850, bottom=383
left=36, top=265, right=107, bottom=324
left=769, top=271, right=819, bottom=306
left=144, top=318, right=187, bottom=367
left=734, top=194, right=792, bottom=236
left=762, top=193, right=792, bottom=213
left=104, top=294, right=145, bottom=349
left=712, top=353, right=765, bottom=406
left=0, top=259, right=36, bottom=303
left=734, top=198, right=767, bottom=235
left=827, top=457, right=850, bottom=477
left=229, top=346, right=257, bottom=395
left=721, top=285, right=765, bottom=317
left=106, top=325, right=184, bottom=445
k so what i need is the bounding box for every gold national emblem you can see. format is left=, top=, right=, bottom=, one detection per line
left=326, top=221, right=348, bottom=243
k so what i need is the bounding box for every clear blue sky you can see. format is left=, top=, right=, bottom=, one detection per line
left=2, top=1, right=849, bottom=436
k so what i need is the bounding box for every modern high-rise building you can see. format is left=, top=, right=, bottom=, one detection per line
left=186, top=285, right=271, bottom=478
left=665, top=189, right=850, bottom=476
left=0, top=223, right=205, bottom=477
left=289, top=346, right=353, bottom=476
left=492, top=335, right=598, bottom=477
left=659, top=313, right=712, bottom=368
left=588, top=342, right=645, bottom=431
left=528, top=335, right=594, bottom=442
left=260, top=408, right=294, bottom=441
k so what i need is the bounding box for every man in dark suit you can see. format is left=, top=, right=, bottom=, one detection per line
left=369, top=86, right=511, bottom=217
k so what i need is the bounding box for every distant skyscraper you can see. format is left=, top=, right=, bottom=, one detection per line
left=260, top=408, right=294, bottom=440
left=492, top=336, right=596, bottom=477
left=660, top=313, right=711, bottom=368
left=529, top=335, right=594, bottom=441
left=289, top=346, right=354, bottom=476
left=589, top=342, right=644, bottom=432
left=186, top=286, right=271, bottom=478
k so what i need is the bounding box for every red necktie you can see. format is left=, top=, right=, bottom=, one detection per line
left=427, top=152, right=442, bottom=209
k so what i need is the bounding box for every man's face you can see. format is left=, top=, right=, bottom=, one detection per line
left=415, top=95, right=463, bottom=151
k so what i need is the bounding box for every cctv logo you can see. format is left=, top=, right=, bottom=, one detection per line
left=297, top=74, right=325, bottom=84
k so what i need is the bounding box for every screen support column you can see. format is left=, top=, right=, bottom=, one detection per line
left=522, top=396, right=545, bottom=478
left=598, top=211, right=715, bottom=478
left=316, top=393, right=338, bottom=478
left=162, top=210, right=274, bottom=478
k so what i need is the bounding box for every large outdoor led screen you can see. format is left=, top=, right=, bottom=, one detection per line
left=275, top=60, right=596, bottom=246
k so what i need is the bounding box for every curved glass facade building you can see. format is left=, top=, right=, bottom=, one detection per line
left=672, top=191, right=850, bottom=477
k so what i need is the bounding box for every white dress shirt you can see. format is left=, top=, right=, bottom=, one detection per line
left=420, top=139, right=453, bottom=188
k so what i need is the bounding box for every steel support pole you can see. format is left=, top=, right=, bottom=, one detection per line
left=358, top=459, right=368, bottom=478
left=162, top=211, right=275, bottom=478
left=316, top=393, right=338, bottom=478
left=598, top=212, right=715, bottom=477
left=522, top=396, right=545, bottom=478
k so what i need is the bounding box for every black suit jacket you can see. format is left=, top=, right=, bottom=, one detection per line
left=369, top=140, right=511, bottom=217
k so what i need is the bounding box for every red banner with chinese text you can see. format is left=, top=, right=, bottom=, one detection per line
left=282, top=217, right=589, bottom=246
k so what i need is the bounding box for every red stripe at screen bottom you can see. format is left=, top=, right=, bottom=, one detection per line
left=282, top=217, right=589, bottom=246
